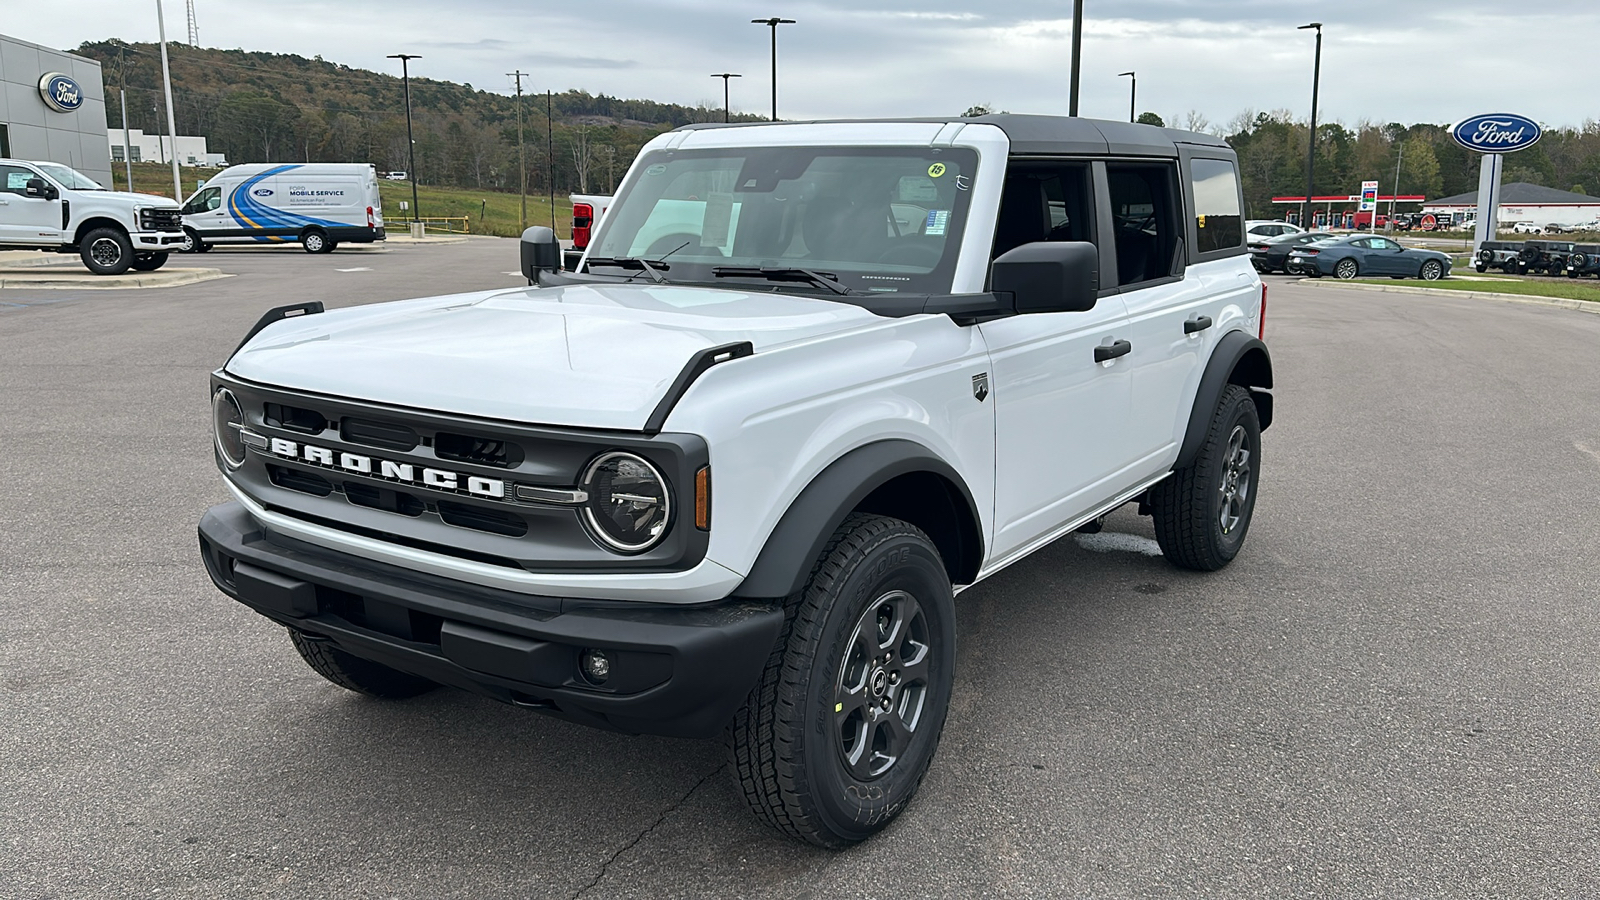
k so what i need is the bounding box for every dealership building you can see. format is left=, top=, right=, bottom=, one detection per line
left=0, top=34, right=113, bottom=187
left=1421, top=183, right=1600, bottom=230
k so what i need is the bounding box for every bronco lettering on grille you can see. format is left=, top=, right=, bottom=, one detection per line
left=265, top=437, right=505, bottom=499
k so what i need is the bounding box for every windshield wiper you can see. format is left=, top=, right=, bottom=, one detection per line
left=711, top=266, right=852, bottom=296
left=583, top=256, right=669, bottom=284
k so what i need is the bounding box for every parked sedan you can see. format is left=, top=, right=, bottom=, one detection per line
left=1246, top=219, right=1305, bottom=243
left=1250, top=230, right=1335, bottom=274
left=1288, top=234, right=1452, bottom=281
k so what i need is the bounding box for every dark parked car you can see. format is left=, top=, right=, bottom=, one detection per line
left=1250, top=230, right=1334, bottom=274
left=1564, top=244, right=1600, bottom=278
left=1517, top=240, right=1575, bottom=275
left=1288, top=234, right=1452, bottom=281
left=1475, top=240, right=1521, bottom=273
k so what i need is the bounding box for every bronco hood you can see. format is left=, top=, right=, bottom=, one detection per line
left=224, top=281, right=879, bottom=430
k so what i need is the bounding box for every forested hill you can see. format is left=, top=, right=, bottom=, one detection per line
left=76, top=39, right=762, bottom=195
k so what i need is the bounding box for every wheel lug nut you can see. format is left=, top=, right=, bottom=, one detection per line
left=889, top=672, right=900, bottom=684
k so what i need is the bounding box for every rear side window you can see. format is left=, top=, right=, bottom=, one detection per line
left=1105, top=163, right=1181, bottom=287
left=1191, top=158, right=1243, bottom=253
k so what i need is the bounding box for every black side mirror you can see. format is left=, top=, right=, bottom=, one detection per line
left=25, top=177, right=55, bottom=200
left=520, top=226, right=561, bottom=283
left=991, top=241, right=1099, bottom=314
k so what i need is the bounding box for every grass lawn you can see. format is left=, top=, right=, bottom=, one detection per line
left=1355, top=276, right=1600, bottom=302
left=109, top=162, right=572, bottom=239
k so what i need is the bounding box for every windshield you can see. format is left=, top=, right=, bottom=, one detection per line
left=587, top=146, right=981, bottom=296
left=35, top=163, right=105, bottom=190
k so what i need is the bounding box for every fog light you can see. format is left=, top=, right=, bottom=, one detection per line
left=579, top=648, right=611, bottom=685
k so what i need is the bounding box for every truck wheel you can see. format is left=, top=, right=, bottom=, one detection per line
left=79, top=227, right=134, bottom=275
left=131, top=252, right=169, bottom=272
left=1334, top=258, right=1359, bottom=280
left=1419, top=260, right=1443, bottom=281
left=288, top=629, right=437, bottom=699
left=1149, top=384, right=1262, bottom=572
left=301, top=229, right=332, bottom=254
left=727, top=513, right=956, bottom=848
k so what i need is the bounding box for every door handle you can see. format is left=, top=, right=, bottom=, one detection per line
left=1184, top=315, right=1213, bottom=334
left=1094, top=339, right=1132, bottom=363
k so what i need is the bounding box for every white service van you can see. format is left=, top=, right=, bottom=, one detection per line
left=179, top=163, right=385, bottom=253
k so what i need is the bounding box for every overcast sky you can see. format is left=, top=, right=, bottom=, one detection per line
left=17, top=1, right=1596, bottom=131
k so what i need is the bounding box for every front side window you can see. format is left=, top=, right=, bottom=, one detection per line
left=183, top=187, right=221, bottom=214
left=1106, top=163, right=1182, bottom=287
left=991, top=162, right=1094, bottom=260
left=588, top=146, right=980, bottom=296
left=35, top=163, right=103, bottom=191
left=0, top=164, right=38, bottom=197
left=1191, top=158, right=1243, bottom=253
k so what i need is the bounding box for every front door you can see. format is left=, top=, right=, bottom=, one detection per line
left=0, top=163, right=62, bottom=245
left=182, top=186, right=226, bottom=238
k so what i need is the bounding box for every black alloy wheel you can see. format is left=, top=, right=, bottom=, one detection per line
left=79, top=226, right=134, bottom=275
left=1149, top=384, right=1263, bottom=571
left=834, top=590, right=933, bottom=781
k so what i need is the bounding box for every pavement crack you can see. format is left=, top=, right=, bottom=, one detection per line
left=570, top=762, right=726, bottom=900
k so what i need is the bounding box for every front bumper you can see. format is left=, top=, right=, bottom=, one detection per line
left=131, top=230, right=187, bottom=250
left=198, top=502, right=782, bottom=738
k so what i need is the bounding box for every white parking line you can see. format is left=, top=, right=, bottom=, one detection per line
left=335, top=267, right=372, bottom=272
left=1074, top=532, right=1164, bottom=556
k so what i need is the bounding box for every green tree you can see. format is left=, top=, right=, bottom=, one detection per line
left=1136, top=112, right=1165, bottom=127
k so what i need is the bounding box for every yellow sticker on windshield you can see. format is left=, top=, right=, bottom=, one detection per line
left=928, top=162, right=947, bottom=178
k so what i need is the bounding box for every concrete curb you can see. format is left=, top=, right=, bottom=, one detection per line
left=0, top=268, right=231, bottom=290
left=1296, top=278, right=1600, bottom=315
left=0, top=252, right=81, bottom=269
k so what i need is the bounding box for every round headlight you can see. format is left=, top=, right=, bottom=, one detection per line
left=581, top=452, right=671, bottom=553
left=212, top=388, right=247, bottom=468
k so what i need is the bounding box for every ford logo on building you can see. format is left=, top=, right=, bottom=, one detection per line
left=1450, top=113, right=1542, bottom=154
left=37, top=72, right=84, bottom=113
left=253, top=188, right=274, bottom=197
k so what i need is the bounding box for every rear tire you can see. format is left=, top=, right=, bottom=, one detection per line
left=1149, top=384, right=1262, bottom=572
left=79, top=227, right=134, bottom=275
left=727, top=514, right=956, bottom=848
left=1334, top=258, right=1359, bottom=280
left=301, top=229, right=332, bottom=254
left=288, top=630, right=438, bottom=698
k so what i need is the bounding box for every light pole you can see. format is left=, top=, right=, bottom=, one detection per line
left=155, top=0, right=182, bottom=201
left=711, top=73, right=742, bottom=123
left=1118, top=70, right=1135, bottom=122
left=1298, top=22, right=1322, bottom=229
left=387, top=53, right=421, bottom=223
left=751, top=17, right=795, bottom=122
left=1069, top=0, right=1084, bottom=116
left=508, top=69, right=528, bottom=230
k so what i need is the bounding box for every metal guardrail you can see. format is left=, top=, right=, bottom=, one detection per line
left=415, top=216, right=471, bottom=234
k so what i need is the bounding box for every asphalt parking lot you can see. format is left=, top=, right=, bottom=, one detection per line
left=3, top=238, right=1598, bottom=898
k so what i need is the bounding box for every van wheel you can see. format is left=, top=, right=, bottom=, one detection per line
left=179, top=227, right=206, bottom=253
left=288, top=630, right=437, bottom=698
left=302, top=229, right=331, bottom=253
left=1149, top=384, right=1262, bottom=572
left=130, top=252, right=169, bottom=272
left=80, top=227, right=134, bottom=275
left=727, top=514, right=956, bottom=848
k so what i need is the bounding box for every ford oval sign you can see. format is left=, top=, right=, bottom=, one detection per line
left=38, top=72, right=84, bottom=113
left=253, top=188, right=274, bottom=197
left=1451, top=113, right=1542, bottom=154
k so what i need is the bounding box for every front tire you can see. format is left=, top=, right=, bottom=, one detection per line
left=288, top=630, right=437, bottom=698
left=79, top=227, right=134, bottom=275
left=1149, top=384, right=1262, bottom=572
left=1334, top=258, right=1359, bottom=280
left=131, top=252, right=169, bottom=272
left=727, top=514, right=956, bottom=848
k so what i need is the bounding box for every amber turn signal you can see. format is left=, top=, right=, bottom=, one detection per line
left=694, top=466, right=711, bottom=530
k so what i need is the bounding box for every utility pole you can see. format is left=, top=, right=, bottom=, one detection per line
left=118, top=45, right=134, bottom=190
left=156, top=0, right=183, bottom=201
left=1118, top=70, right=1135, bottom=122
left=1069, top=0, right=1084, bottom=116
left=1388, top=140, right=1406, bottom=235
left=547, top=89, right=556, bottom=233
left=1298, top=22, right=1323, bottom=229
left=751, top=18, right=795, bottom=122
left=711, top=73, right=742, bottom=123
left=387, top=54, right=421, bottom=223
left=508, top=70, right=528, bottom=230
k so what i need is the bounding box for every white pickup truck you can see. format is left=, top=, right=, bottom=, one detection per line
left=565, top=192, right=611, bottom=270
left=0, top=158, right=185, bottom=274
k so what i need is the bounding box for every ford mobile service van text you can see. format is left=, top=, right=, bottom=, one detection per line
left=179, top=163, right=384, bottom=253
left=198, top=116, right=1272, bottom=847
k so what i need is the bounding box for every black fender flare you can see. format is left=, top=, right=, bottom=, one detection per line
left=1175, top=330, right=1273, bottom=470
left=734, top=440, right=982, bottom=599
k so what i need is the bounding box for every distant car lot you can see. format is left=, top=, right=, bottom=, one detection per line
left=3, top=242, right=1600, bottom=896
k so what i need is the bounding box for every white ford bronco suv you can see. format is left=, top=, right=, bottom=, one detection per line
left=198, top=115, right=1272, bottom=847
left=0, top=158, right=185, bottom=274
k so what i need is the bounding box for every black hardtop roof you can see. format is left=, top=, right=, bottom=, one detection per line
left=673, top=114, right=1231, bottom=158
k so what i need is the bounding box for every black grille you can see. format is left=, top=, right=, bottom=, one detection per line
left=139, top=207, right=183, bottom=232
left=268, top=464, right=333, bottom=496
left=435, top=431, right=524, bottom=468
left=437, top=500, right=528, bottom=537
left=343, top=481, right=426, bottom=517
left=264, top=402, right=328, bottom=434
left=340, top=417, right=419, bottom=451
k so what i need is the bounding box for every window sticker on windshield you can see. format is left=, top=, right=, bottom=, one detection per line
left=898, top=176, right=938, bottom=203
left=924, top=209, right=950, bottom=236
left=927, top=163, right=947, bottom=179
left=6, top=173, right=30, bottom=190
left=645, top=163, right=668, bottom=176
left=700, top=192, right=734, bottom=247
